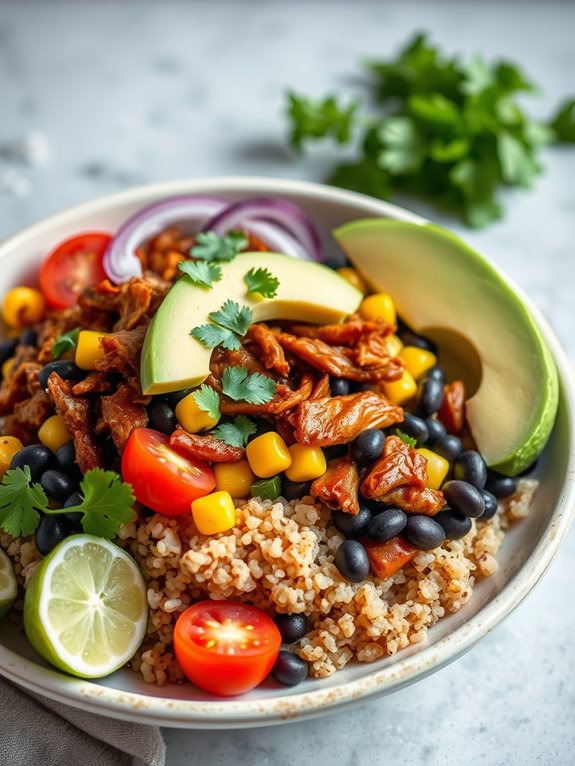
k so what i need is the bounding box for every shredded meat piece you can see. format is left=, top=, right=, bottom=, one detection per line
left=272, top=331, right=403, bottom=382
left=13, top=389, right=53, bottom=429
left=72, top=373, right=116, bottom=396
left=293, top=391, right=403, bottom=447
left=78, top=279, right=122, bottom=313
left=210, top=345, right=269, bottom=382
left=287, top=315, right=390, bottom=345
left=170, top=427, right=245, bottom=463
left=207, top=371, right=315, bottom=417
left=100, top=384, right=149, bottom=452
left=310, top=455, right=359, bottom=515
left=245, top=324, right=290, bottom=377
left=96, top=325, right=148, bottom=393
left=0, top=347, right=40, bottom=415
left=0, top=415, right=35, bottom=445
left=47, top=373, right=103, bottom=471
left=350, top=333, right=403, bottom=369
left=115, top=278, right=168, bottom=331
left=375, top=486, right=445, bottom=516
left=363, top=537, right=417, bottom=578
left=309, top=374, right=330, bottom=400
left=438, top=380, right=466, bottom=435
left=360, top=435, right=427, bottom=498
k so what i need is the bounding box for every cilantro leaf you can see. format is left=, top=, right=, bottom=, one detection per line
left=395, top=429, right=417, bottom=448
left=63, top=469, right=136, bottom=539
left=244, top=267, right=279, bottom=298
left=550, top=98, right=575, bottom=143
left=212, top=416, right=257, bottom=448
left=192, top=384, right=221, bottom=421
left=287, top=92, right=359, bottom=150
left=191, top=323, right=242, bottom=351
left=221, top=367, right=276, bottom=404
left=208, top=300, right=253, bottom=336
left=190, top=231, right=248, bottom=262
left=52, top=328, right=80, bottom=359
left=179, top=260, right=222, bottom=288
left=377, top=117, right=425, bottom=175
left=0, top=467, right=46, bottom=537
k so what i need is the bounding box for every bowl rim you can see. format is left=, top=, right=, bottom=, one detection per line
left=0, top=176, right=574, bottom=729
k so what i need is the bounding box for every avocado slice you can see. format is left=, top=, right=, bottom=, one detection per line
left=141, top=252, right=362, bottom=396
left=333, top=219, right=558, bottom=476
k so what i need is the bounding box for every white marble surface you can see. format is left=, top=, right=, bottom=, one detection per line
left=1, top=1, right=574, bottom=764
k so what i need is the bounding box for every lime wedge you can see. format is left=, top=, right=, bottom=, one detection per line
left=0, top=548, right=17, bottom=619
left=23, top=534, right=148, bottom=679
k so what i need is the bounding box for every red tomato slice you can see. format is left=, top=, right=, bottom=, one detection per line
left=174, top=601, right=282, bottom=696
left=121, top=428, right=215, bottom=516
left=40, top=232, right=111, bottom=309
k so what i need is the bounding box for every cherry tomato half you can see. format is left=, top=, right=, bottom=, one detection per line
left=40, top=232, right=110, bottom=309
left=174, top=601, right=282, bottom=696
left=121, top=428, right=215, bottom=516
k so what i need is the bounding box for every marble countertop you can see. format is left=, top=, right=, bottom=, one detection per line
left=1, top=2, right=574, bottom=764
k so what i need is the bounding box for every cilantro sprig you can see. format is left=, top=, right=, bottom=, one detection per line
left=395, top=429, right=418, bottom=449
left=244, top=267, right=279, bottom=299
left=52, top=328, right=80, bottom=359
left=190, top=231, right=248, bottom=262
left=285, top=32, right=575, bottom=228
left=192, top=384, right=221, bottom=421
left=221, top=366, right=276, bottom=405
left=0, top=467, right=136, bottom=540
left=179, top=260, right=222, bottom=289
left=212, top=415, right=257, bottom=448
left=191, top=300, right=253, bottom=351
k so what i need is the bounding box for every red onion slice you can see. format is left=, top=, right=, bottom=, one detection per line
left=243, top=219, right=312, bottom=260
left=202, top=197, right=324, bottom=262
left=103, top=195, right=227, bottom=283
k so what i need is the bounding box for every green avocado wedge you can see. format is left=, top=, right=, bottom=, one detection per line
left=333, top=218, right=559, bottom=476
left=140, top=252, right=362, bottom=395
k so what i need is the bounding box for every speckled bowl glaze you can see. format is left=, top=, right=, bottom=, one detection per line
left=0, top=178, right=573, bottom=728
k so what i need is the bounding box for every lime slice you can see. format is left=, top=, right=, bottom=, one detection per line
left=23, top=534, right=148, bottom=679
left=0, top=548, right=17, bottom=620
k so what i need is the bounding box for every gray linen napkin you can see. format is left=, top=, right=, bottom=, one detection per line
left=0, top=677, right=166, bottom=766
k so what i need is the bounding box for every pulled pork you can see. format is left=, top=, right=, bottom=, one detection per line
left=360, top=435, right=428, bottom=498
left=310, top=455, right=360, bottom=515
left=170, top=427, right=245, bottom=463
left=100, top=384, right=149, bottom=452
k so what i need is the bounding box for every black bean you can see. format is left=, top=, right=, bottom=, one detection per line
left=332, top=504, right=372, bottom=539
left=397, top=413, right=429, bottom=446
left=442, top=480, right=486, bottom=518
left=55, top=441, right=76, bottom=470
left=485, top=471, right=518, bottom=499
left=165, top=388, right=195, bottom=408
left=416, top=377, right=444, bottom=416
left=323, top=444, right=349, bottom=462
left=432, top=434, right=464, bottom=462
left=479, top=489, right=499, bottom=520
left=40, top=470, right=78, bottom=501
left=366, top=508, right=407, bottom=542
left=350, top=429, right=385, bottom=464
left=39, top=361, right=84, bottom=389
left=63, top=491, right=83, bottom=508
left=329, top=377, right=351, bottom=396
left=404, top=515, right=446, bottom=550
left=282, top=479, right=312, bottom=502
left=35, top=516, right=71, bottom=556
left=350, top=381, right=374, bottom=393
left=271, top=650, right=309, bottom=686
left=19, top=328, right=38, bottom=347
left=334, top=540, right=370, bottom=582
left=10, top=444, right=53, bottom=482
left=0, top=338, right=18, bottom=366
left=424, top=417, right=447, bottom=445
left=436, top=510, right=472, bottom=540
left=425, top=365, right=446, bottom=384
left=398, top=329, right=436, bottom=353
left=148, top=401, right=177, bottom=435
left=274, top=614, right=308, bottom=643
left=453, top=451, right=487, bottom=489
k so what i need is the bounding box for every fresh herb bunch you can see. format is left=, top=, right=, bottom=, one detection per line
left=286, top=33, right=575, bottom=228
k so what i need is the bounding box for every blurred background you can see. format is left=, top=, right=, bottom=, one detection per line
left=1, top=2, right=574, bottom=764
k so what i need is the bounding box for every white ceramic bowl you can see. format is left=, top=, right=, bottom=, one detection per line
left=1, top=177, right=574, bottom=728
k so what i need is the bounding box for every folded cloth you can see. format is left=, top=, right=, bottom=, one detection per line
left=0, top=676, right=166, bottom=766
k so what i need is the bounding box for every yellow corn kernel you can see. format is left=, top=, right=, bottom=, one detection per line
left=2, top=287, right=46, bottom=329
left=0, top=435, right=23, bottom=478
left=175, top=392, right=219, bottom=433
left=38, top=415, right=73, bottom=454
left=191, top=490, right=236, bottom=535
left=386, top=334, right=404, bottom=357
left=2, top=358, right=14, bottom=381
left=359, top=293, right=396, bottom=325
left=336, top=267, right=367, bottom=294
left=381, top=370, right=417, bottom=405
left=417, top=447, right=450, bottom=490
left=285, top=444, right=327, bottom=482
left=214, top=460, right=255, bottom=498
left=400, top=346, right=437, bottom=381
left=75, top=330, right=110, bottom=370
left=246, top=432, right=292, bottom=478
